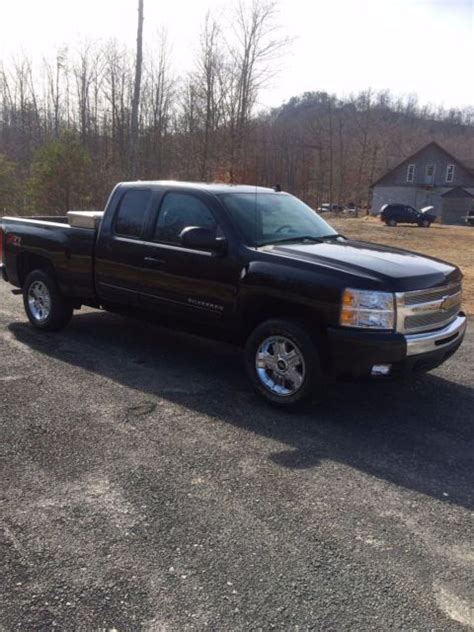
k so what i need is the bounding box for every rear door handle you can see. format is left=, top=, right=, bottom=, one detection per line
left=144, top=256, right=166, bottom=266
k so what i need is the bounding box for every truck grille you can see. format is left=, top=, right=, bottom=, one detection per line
left=403, top=283, right=461, bottom=306
left=396, top=282, right=462, bottom=334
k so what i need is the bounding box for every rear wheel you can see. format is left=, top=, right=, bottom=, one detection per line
left=23, top=269, right=73, bottom=331
left=386, top=218, right=397, bottom=227
left=244, top=319, right=321, bottom=408
left=420, top=219, right=430, bottom=227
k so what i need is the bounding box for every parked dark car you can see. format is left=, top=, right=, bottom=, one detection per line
left=380, top=204, right=436, bottom=227
left=0, top=182, right=466, bottom=408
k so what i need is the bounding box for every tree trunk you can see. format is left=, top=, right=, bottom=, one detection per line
left=130, top=0, right=144, bottom=178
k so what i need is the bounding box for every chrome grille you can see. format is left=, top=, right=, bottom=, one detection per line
left=403, top=282, right=462, bottom=305
left=404, top=305, right=460, bottom=330
left=396, top=282, right=462, bottom=334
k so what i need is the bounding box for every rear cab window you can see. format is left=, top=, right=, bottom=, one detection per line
left=114, top=189, right=152, bottom=238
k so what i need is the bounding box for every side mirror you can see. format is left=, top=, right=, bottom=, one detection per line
left=180, top=226, right=227, bottom=253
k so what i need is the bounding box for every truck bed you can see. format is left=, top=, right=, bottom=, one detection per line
left=1, top=215, right=99, bottom=299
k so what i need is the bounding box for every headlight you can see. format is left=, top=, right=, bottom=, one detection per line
left=340, top=288, right=395, bottom=330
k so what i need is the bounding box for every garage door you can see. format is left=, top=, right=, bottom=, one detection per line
left=441, top=208, right=467, bottom=225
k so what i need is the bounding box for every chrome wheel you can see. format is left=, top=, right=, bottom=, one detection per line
left=27, top=280, right=51, bottom=323
left=256, top=336, right=306, bottom=396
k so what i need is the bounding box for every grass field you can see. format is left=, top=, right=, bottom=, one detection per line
left=329, top=216, right=474, bottom=314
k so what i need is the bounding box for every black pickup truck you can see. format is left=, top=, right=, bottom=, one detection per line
left=0, top=181, right=467, bottom=407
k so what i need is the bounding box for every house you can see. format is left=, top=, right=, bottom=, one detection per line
left=370, top=141, right=474, bottom=225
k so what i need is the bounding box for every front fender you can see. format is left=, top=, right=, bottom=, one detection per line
left=238, top=260, right=340, bottom=328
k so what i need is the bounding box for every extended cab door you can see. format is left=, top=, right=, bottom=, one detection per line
left=138, top=190, right=240, bottom=325
left=95, top=187, right=155, bottom=304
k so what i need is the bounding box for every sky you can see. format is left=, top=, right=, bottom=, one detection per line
left=0, top=0, right=472, bottom=110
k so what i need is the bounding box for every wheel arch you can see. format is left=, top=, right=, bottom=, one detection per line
left=239, top=295, right=331, bottom=368
left=17, top=253, right=56, bottom=288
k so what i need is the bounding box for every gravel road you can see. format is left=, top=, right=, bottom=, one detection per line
left=1, top=281, right=473, bottom=630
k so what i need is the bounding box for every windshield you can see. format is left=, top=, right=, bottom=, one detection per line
left=219, top=192, right=337, bottom=246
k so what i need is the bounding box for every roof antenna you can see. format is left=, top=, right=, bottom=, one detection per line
left=273, top=183, right=282, bottom=192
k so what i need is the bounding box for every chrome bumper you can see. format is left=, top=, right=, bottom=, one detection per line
left=405, top=314, right=467, bottom=356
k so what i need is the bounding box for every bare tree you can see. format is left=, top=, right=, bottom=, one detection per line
left=226, top=0, right=288, bottom=181
left=45, top=49, right=67, bottom=137
left=72, top=43, right=98, bottom=146
left=141, top=30, right=175, bottom=178
left=195, top=14, right=223, bottom=180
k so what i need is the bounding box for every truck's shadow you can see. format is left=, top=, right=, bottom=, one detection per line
left=9, top=310, right=474, bottom=510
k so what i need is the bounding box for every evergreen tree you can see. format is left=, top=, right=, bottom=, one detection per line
left=0, top=154, right=19, bottom=214
left=28, top=132, right=92, bottom=214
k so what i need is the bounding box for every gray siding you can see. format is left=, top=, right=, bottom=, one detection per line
left=375, top=144, right=474, bottom=188
left=441, top=190, right=474, bottom=225
left=371, top=143, right=474, bottom=224
left=442, top=206, right=472, bottom=225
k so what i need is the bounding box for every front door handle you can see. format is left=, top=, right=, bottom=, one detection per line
left=144, top=256, right=166, bottom=266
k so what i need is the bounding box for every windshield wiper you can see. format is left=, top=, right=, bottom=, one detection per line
left=319, top=233, right=346, bottom=240
left=258, top=235, right=324, bottom=246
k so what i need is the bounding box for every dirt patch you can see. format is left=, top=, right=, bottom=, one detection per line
left=330, top=217, right=474, bottom=314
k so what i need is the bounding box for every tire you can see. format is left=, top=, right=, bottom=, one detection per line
left=386, top=219, right=397, bottom=227
left=420, top=219, right=430, bottom=227
left=244, top=319, right=321, bottom=408
left=23, top=269, right=73, bottom=331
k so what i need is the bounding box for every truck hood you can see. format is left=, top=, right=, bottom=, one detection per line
left=260, top=239, right=460, bottom=291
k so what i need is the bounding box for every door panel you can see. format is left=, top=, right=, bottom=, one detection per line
left=95, top=188, right=154, bottom=304
left=138, top=191, right=239, bottom=324
left=139, top=242, right=239, bottom=323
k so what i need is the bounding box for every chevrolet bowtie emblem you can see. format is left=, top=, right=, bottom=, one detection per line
left=440, top=295, right=457, bottom=311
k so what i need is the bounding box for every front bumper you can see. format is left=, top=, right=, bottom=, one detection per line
left=405, top=315, right=466, bottom=356
left=328, top=313, right=467, bottom=378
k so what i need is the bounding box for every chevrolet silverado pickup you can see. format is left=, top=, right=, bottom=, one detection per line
left=0, top=182, right=467, bottom=407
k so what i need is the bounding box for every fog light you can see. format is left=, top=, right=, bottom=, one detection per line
left=371, top=364, right=391, bottom=376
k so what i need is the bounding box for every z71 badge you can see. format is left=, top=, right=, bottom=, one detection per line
left=6, top=234, right=21, bottom=248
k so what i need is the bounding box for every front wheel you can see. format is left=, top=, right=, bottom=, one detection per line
left=244, top=319, right=321, bottom=408
left=420, top=219, right=431, bottom=227
left=386, top=219, right=397, bottom=227
left=23, top=269, right=73, bottom=331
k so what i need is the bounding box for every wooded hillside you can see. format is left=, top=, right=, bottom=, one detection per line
left=1, top=1, right=473, bottom=215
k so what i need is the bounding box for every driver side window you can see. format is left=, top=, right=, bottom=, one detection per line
left=154, top=193, right=217, bottom=245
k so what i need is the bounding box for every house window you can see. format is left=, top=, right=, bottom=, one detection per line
left=446, top=164, right=455, bottom=183
left=426, top=164, right=435, bottom=180
left=406, top=164, right=415, bottom=182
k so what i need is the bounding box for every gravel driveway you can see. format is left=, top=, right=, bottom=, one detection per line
left=1, top=282, right=473, bottom=630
